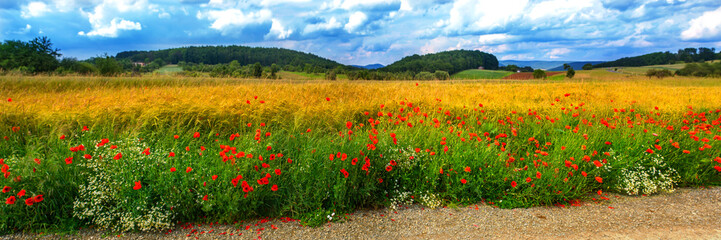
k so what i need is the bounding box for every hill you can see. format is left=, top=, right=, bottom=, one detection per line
left=499, top=60, right=567, bottom=70
left=115, top=45, right=345, bottom=70
left=350, top=64, right=384, bottom=69
left=380, top=50, right=498, bottom=75
left=548, top=61, right=605, bottom=71
left=594, top=47, right=718, bottom=68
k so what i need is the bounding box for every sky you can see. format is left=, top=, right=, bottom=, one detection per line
left=2, top=0, right=721, bottom=66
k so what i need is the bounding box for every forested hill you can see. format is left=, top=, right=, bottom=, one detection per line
left=594, top=47, right=719, bottom=68
left=115, top=46, right=344, bottom=69
left=380, top=50, right=499, bottom=75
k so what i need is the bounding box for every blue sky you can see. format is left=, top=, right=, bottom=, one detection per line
left=2, top=0, right=721, bottom=65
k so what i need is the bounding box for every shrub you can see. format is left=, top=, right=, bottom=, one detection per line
left=414, top=71, right=434, bottom=80
left=434, top=71, right=450, bottom=80
left=645, top=69, right=674, bottom=79
left=533, top=69, right=546, bottom=79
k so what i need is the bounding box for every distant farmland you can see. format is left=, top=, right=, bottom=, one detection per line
left=452, top=69, right=513, bottom=79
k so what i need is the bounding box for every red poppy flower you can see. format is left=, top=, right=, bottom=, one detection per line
left=169, top=152, right=175, bottom=157
left=133, top=181, right=142, bottom=190
left=34, top=158, right=41, bottom=165
left=714, top=166, right=721, bottom=172
left=340, top=169, right=349, bottom=178
left=595, top=176, right=603, bottom=183
left=1, top=186, right=9, bottom=193
left=274, top=169, right=281, bottom=175
left=378, top=178, right=383, bottom=183
left=593, top=160, right=603, bottom=168
left=203, top=195, right=208, bottom=201
left=511, top=181, right=517, bottom=188
left=536, top=171, right=542, bottom=179
left=7, top=98, right=11, bottom=102
left=17, top=189, right=25, bottom=197
left=390, top=160, right=397, bottom=166
left=645, top=149, right=654, bottom=154
left=33, top=195, right=43, bottom=203
left=193, top=132, right=200, bottom=138
left=526, top=177, right=532, bottom=183
left=581, top=171, right=588, bottom=177
left=262, top=163, right=270, bottom=168
left=174, top=135, right=179, bottom=139
left=59, top=135, right=66, bottom=140
left=83, top=154, right=92, bottom=159
left=325, top=97, right=330, bottom=101
left=460, top=179, right=467, bottom=184
left=464, top=166, right=471, bottom=172
left=241, top=181, right=253, bottom=192
left=82, top=126, right=89, bottom=131
left=186, top=167, right=192, bottom=173
left=605, top=141, right=612, bottom=145
left=271, top=185, right=278, bottom=191
left=113, top=152, right=122, bottom=160
left=212, top=175, right=218, bottom=180
left=170, top=167, right=176, bottom=172
left=24, top=197, right=34, bottom=206
left=65, top=157, right=73, bottom=164
left=346, top=121, right=353, bottom=129
left=385, top=165, right=392, bottom=172
left=6, top=196, right=15, bottom=205
left=142, top=148, right=150, bottom=155
left=306, top=128, right=311, bottom=133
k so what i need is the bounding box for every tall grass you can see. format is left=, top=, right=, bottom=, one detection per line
left=0, top=75, right=720, bottom=233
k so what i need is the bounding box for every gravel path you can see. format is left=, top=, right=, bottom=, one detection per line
left=7, top=187, right=721, bottom=240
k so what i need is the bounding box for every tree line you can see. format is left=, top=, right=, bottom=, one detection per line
left=379, top=50, right=499, bottom=75
left=594, top=47, right=719, bottom=68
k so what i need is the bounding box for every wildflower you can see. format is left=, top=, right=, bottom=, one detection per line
left=340, top=169, right=349, bottom=178
left=714, top=166, right=721, bottom=172
left=212, top=175, right=218, bottom=180
left=59, top=135, right=65, bottom=140
left=65, top=157, right=73, bottom=164
left=186, top=167, right=193, bottom=173
left=84, top=154, right=92, bottom=159
left=170, top=167, right=176, bottom=172
left=2, top=186, right=9, bottom=193
left=271, top=185, right=278, bottom=191
left=461, top=179, right=467, bottom=184
left=593, top=160, right=603, bottom=168
left=82, top=126, right=89, bottom=131
left=346, top=121, right=353, bottom=129
left=511, top=181, right=517, bottom=188
left=274, top=169, right=281, bottom=175
left=113, top=152, right=122, bottom=160
left=6, top=196, right=15, bottom=205
left=17, top=189, right=25, bottom=197
left=193, top=132, right=200, bottom=138
left=646, top=149, right=654, bottom=154
left=169, top=152, right=175, bottom=157
left=34, top=158, right=41, bottom=165
left=595, top=176, right=603, bottom=183
left=33, top=195, right=43, bottom=203
left=464, top=166, right=471, bottom=172
left=142, top=148, right=150, bottom=155
left=25, top=197, right=34, bottom=206
left=174, top=135, right=179, bottom=139
left=526, top=177, right=532, bottom=183
left=203, top=195, right=208, bottom=201
left=133, top=181, right=142, bottom=190
left=385, top=165, right=393, bottom=172
left=536, top=171, right=542, bottom=179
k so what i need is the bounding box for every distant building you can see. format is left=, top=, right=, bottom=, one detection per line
left=478, top=66, right=484, bottom=70
left=132, top=62, right=146, bottom=67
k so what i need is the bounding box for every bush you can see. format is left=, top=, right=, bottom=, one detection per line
left=533, top=69, right=546, bottom=79
left=95, top=56, right=123, bottom=76
left=645, top=69, right=674, bottom=79
left=676, top=63, right=721, bottom=77
left=414, top=71, right=435, bottom=80
left=582, top=64, right=593, bottom=70
left=434, top=71, right=450, bottom=80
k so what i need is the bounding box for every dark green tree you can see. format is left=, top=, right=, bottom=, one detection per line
left=252, top=62, right=263, bottom=78
left=566, top=67, right=575, bottom=78
left=582, top=64, right=593, bottom=70
left=533, top=69, right=546, bottom=79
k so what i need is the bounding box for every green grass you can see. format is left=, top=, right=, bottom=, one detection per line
left=452, top=69, right=513, bottom=79
left=154, top=65, right=183, bottom=74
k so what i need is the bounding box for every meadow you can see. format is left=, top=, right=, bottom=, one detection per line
left=1, top=73, right=720, bottom=233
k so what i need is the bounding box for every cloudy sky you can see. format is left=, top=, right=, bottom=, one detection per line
left=1, top=0, right=721, bottom=65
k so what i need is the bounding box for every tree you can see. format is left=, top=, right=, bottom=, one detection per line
left=270, top=63, right=279, bottom=78
left=434, top=70, right=450, bottom=80
left=325, top=69, right=337, bottom=80
left=252, top=62, right=262, bottom=78
left=533, top=69, right=546, bottom=79
left=563, top=63, right=570, bottom=70
left=645, top=69, right=674, bottom=78
left=505, top=64, right=519, bottom=72
left=582, top=64, right=593, bottom=70
left=95, top=55, right=123, bottom=76
left=414, top=71, right=434, bottom=80
left=566, top=67, right=576, bottom=79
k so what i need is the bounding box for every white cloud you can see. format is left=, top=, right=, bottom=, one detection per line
left=446, top=0, right=529, bottom=33
left=197, top=9, right=272, bottom=33
left=302, top=17, right=342, bottom=35
left=78, top=18, right=141, bottom=37
left=546, top=48, right=571, bottom=59
left=344, top=11, right=367, bottom=33
left=266, top=19, right=293, bottom=39
left=21, top=2, right=50, bottom=18
left=260, top=0, right=311, bottom=6
left=478, top=33, right=512, bottom=45
left=78, top=0, right=149, bottom=38
left=340, top=0, right=400, bottom=10
left=681, top=6, right=721, bottom=41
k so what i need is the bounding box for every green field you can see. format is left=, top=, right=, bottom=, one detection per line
left=154, top=65, right=183, bottom=74
left=452, top=69, right=513, bottom=79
